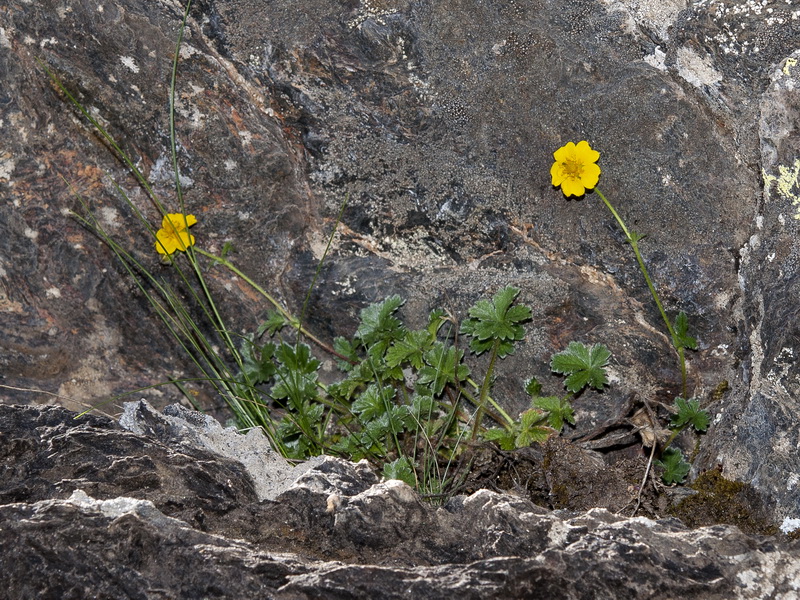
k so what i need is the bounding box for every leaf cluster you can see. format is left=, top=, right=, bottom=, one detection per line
left=237, top=287, right=610, bottom=492
left=654, top=396, right=711, bottom=485
left=485, top=341, right=610, bottom=451
left=460, top=286, right=532, bottom=357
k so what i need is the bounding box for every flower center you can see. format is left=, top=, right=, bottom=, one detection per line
left=563, top=157, right=584, bottom=179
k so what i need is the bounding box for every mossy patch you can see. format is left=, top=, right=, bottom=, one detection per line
left=669, top=469, right=778, bottom=536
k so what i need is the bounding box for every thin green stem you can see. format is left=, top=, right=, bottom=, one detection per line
left=460, top=382, right=515, bottom=427
left=470, top=339, right=500, bottom=440
left=594, top=188, right=687, bottom=396
left=39, top=61, right=167, bottom=217
left=193, top=248, right=347, bottom=360
left=297, top=194, right=348, bottom=336
left=170, top=0, right=193, bottom=213
left=594, top=188, right=633, bottom=241
left=164, top=4, right=244, bottom=374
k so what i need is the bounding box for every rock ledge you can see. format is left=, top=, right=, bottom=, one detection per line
left=1, top=402, right=798, bottom=599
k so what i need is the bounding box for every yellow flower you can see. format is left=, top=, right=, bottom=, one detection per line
left=155, top=213, right=197, bottom=255
left=550, top=141, right=601, bottom=197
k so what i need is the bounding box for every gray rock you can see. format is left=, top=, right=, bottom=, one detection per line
left=1, top=402, right=799, bottom=599
left=1, top=0, right=799, bottom=527
left=709, top=46, right=800, bottom=529
left=119, top=399, right=324, bottom=501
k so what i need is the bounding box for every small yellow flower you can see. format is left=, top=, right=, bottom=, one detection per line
left=550, top=141, right=601, bottom=197
left=155, top=213, right=197, bottom=255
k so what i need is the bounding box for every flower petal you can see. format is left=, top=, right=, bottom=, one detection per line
left=156, top=228, right=178, bottom=255
left=580, top=163, right=601, bottom=189
left=551, top=162, right=566, bottom=186
left=177, top=231, right=196, bottom=251
left=553, top=142, right=576, bottom=163
left=561, top=178, right=585, bottom=198
left=575, top=140, right=600, bottom=164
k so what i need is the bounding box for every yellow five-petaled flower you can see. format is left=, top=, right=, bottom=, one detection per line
left=155, top=213, right=197, bottom=255
left=550, top=141, right=601, bottom=198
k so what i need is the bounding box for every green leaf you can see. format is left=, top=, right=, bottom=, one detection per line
left=655, top=447, right=691, bottom=484
left=532, top=396, right=575, bottom=430
left=383, top=457, right=416, bottom=487
left=387, top=404, right=412, bottom=433
left=305, top=401, right=325, bottom=424
left=271, top=343, right=321, bottom=405
left=355, top=296, right=406, bottom=352
left=673, top=311, right=698, bottom=351
left=409, top=393, right=438, bottom=421
left=515, top=408, right=553, bottom=446
left=628, top=231, right=646, bottom=244
left=360, top=416, right=391, bottom=450
left=386, top=329, right=434, bottom=369
left=671, top=397, right=710, bottom=432
left=550, top=342, right=611, bottom=393
left=460, top=286, right=532, bottom=357
left=257, top=310, right=288, bottom=337
left=220, top=241, right=235, bottom=258
left=524, top=377, right=543, bottom=397
left=333, top=336, right=359, bottom=371
left=482, top=427, right=516, bottom=451
left=240, top=339, right=277, bottom=385
left=329, top=433, right=366, bottom=460
left=274, top=342, right=320, bottom=374
left=352, top=384, right=396, bottom=422
left=427, top=308, right=447, bottom=336
left=276, top=413, right=318, bottom=460
left=417, top=343, right=470, bottom=395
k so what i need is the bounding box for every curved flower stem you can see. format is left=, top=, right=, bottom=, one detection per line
left=193, top=248, right=349, bottom=361
left=594, top=188, right=687, bottom=396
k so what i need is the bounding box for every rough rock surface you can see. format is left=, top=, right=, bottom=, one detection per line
left=2, top=0, right=800, bottom=528
left=1, top=402, right=799, bottom=599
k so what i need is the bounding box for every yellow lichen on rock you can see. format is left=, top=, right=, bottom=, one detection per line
left=762, top=159, right=800, bottom=219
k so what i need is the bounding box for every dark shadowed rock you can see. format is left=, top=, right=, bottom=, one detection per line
left=2, top=0, right=800, bottom=535
left=1, top=402, right=799, bottom=598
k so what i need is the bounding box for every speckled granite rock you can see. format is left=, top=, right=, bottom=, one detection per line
left=2, top=0, right=800, bottom=525
left=1, top=402, right=799, bottom=599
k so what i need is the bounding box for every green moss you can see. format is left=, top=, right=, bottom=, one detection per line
left=669, top=469, right=778, bottom=536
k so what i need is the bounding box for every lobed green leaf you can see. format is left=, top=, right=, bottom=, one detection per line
left=383, top=457, right=416, bottom=487
left=550, top=342, right=611, bottom=393
left=417, top=343, right=470, bottom=395
left=460, top=286, right=532, bottom=356
left=673, top=311, right=698, bottom=351
left=532, top=396, right=575, bottom=430
left=386, top=329, right=435, bottom=369
left=655, top=447, right=691, bottom=484
left=352, top=384, right=396, bottom=421
left=671, top=397, right=710, bottom=432
left=355, top=295, right=406, bottom=349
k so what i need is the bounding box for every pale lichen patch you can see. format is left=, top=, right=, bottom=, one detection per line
left=0, top=27, right=11, bottom=49
left=762, top=159, right=800, bottom=218
left=99, top=206, right=121, bottom=230
left=120, top=55, right=140, bottom=73
left=781, top=516, right=800, bottom=534
left=0, top=154, right=17, bottom=182
left=676, top=46, right=723, bottom=88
